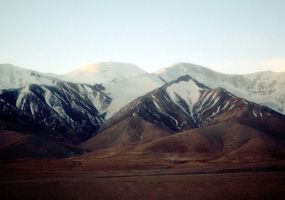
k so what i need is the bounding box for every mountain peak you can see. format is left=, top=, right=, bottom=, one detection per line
left=61, top=62, right=146, bottom=84
left=155, top=62, right=214, bottom=75
left=80, top=62, right=144, bottom=72
left=0, top=64, right=59, bottom=90
left=163, top=74, right=209, bottom=91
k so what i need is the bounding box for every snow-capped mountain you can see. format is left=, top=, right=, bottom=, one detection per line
left=103, top=73, right=165, bottom=118
left=156, top=63, right=285, bottom=114
left=61, top=62, right=285, bottom=116
left=61, top=62, right=146, bottom=84
left=103, top=75, right=285, bottom=139
left=101, top=62, right=285, bottom=120
left=2, top=62, right=284, bottom=117
left=0, top=64, right=59, bottom=90
left=61, top=63, right=164, bottom=118
left=0, top=81, right=111, bottom=144
left=1, top=62, right=285, bottom=144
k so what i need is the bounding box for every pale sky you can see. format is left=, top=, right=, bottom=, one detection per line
left=0, top=0, right=285, bottom=74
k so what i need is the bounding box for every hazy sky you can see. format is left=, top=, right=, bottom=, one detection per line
left=0, top=0, right=285, bottom=74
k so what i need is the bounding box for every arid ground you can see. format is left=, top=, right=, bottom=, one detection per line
left=1, top=158, right=285, bottom=200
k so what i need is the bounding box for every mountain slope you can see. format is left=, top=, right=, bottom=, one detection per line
left=61, top=62, right=146, bottom=84
left=140, top=122, right=285, bottom=162
left=81, top=116, right=172, bottom=151
left=156, top=63, right=285, bottom=114
left=0, top=130, right=82, bottom=160
left=1, top=63, right=285, bottom=145
left=2, top=62, right=284, bottom=117
left=0, top=64, right=59, bottom=90
left=102, top=75, right=285, bottom=139
left=77, top=122, right=285, bottom=171
left=103, top=73, right=165, bottom=118
left=0, top=82, right=111, bottom=144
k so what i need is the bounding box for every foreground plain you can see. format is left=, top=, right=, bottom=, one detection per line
left=1, top=159, right=285, bottom=200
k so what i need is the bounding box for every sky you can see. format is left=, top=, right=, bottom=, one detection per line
left=0, top=0, right=285, bottom=74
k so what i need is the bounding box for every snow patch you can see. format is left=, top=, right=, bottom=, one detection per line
left=253, top=110, right=257, bottom=118
left=16, top=87, right=30, bottom=109
left=166, top=79, right=202, bottom=115
left=105, top=74, right=164, bottom=118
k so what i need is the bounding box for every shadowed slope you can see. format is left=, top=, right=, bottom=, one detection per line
left=77, top=122, right=285, bottom=170
left=141, top=122, right=285, bottom=162
left=0, top=130, right=82, bottom=160
left=101, top=75, right=285, bottom=140
left=0, top=82, right=111, bottom=144
left=81, top=116, right=172, bottom=151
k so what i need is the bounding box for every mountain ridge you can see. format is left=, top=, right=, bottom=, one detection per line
left=100, top=75, right=285, bottom=140
left=0, top=64, right=285, bottom=162
left=1, top=62, right=284, bottom=115
left=61, top=62, right=146, bottom=84
left=0, top=81, right=112, bottom=144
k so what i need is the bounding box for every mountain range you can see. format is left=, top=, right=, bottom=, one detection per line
left=0, top=62, right=285, bottom=161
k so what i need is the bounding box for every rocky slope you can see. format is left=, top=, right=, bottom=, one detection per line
left=2, top=63, right=284, bottom=117
left=0, top=81, right=111, bottom=144
left=102, top=75, right=285, bottom=139
left=156, top=63, right=285, bottom=114
left=1, top=63, right=285, bottom=146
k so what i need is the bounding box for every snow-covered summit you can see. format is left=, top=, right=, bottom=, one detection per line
left=61, top=62, right=146, bottom=84
left=1, top=62, right=285, bottom=115
left=156, top=63, right=285, bottom=114
left=0, top=64, right=59, bottom=90
left=103, top=74, right=285, bottom=137
left=104, top=73, right=164, bottom=118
